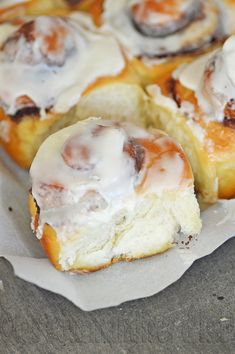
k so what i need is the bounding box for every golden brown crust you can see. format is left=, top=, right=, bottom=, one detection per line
left=29, top=194, right=62, bottom=270
left=41, top=224, right=62, bottom=271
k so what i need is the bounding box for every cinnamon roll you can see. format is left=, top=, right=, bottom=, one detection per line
left=29, top=118, right=201, bottom=272
left=148, top=35, right=235, bottom=202
left=0, top=15, right=145, bottom=168
left=81, top=0, right=235, bottom=85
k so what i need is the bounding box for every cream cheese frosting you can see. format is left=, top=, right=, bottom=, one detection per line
left=176, top=35, right=235, bottom=121
left=0, top=15, right=125, bottom=117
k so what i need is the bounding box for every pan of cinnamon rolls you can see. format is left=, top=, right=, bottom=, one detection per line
left=0, top=0, right=235, bottom=272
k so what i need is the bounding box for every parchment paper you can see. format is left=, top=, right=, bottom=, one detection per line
left=0, top=149, right=234, bottom=311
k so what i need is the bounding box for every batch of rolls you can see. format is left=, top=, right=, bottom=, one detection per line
left=0, top=0, right=235, bottom=273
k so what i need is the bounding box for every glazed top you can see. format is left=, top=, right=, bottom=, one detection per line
left=30, top=118, right=193, bottom=237
left=0, top=14, right=125, bottom=117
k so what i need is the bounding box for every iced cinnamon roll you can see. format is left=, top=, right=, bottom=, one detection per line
left=148, top=35, right=235, bottom=202
left=103, top=0, right=222, bottom=58
left=29, top=118, right=201, bottom=272
left=0, top=15, right=145, bottom=168
left=79, top=0, right=235, bottom=85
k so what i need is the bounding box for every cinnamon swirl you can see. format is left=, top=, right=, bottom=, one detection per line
left=29, top=118, right=201, bottom=272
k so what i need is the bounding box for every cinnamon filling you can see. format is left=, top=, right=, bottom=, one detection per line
left=224, top=99, right=235, bottom=128
left=2, top=17, right=75, bottom=66
left=130, top=0, right=201, bottom=38
left=10, top=106, right=40, bottom=122
left=123, top=138, right=145, bottom=173
left=9, top=96, right=45, bottom=122
left=62, top=135, right=93, bottom=171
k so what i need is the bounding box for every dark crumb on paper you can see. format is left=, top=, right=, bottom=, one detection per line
left=213, top=294, right=224, bottom=300
left=175, top=234, right=197, bottom=249
left=217, top=296, right=224, bottom=301
left=8, top=206, right=13, bottom=212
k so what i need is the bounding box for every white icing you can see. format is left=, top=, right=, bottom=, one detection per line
left=30, top=118, right=192, bottom=240
left=174, top=51, right=216, bottom=92
left=143, top=151, right=185, bottom=193
left=0, top=15, right=125, bottom=116
left=147, top=85, right=178, bottom=112
left=102, top=0, right=220, bottom=58
left=215, top=0, right=235, bottom=35
left=177, top=35, right=235, bottom=121
left=223, top=35, right=235, bottom=87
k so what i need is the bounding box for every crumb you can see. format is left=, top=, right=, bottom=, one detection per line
left=217, top=296, right=224, bottom=301
left=8, top=206, right=13, bottom=212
